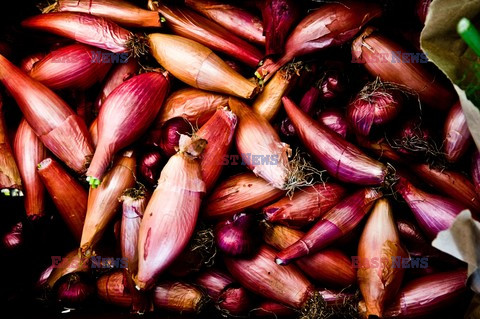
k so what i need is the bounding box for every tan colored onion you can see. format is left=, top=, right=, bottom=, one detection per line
left=357, top=198, right=407, bottom=318
left=97, top=271, right=132, bottom=308
left=252, top=62, right=301, bottom=121
left=37, top=158, right=87, bottom=241
left=135, top=136, right=206, bottom=290
left=229, top=98, right=291, bottom=189
left=153, top=282, right=207, bottom=314
left=14, top=119, right=46, bottom=218
left=158, top=88, right=228, bottom=127
left=148, top=33, right=259, bottom=99
left=204, top=172, right=285, bottom=220
left=80, top=150, right=136, bottom=256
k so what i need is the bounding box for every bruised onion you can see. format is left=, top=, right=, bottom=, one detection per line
left=135, top=136, right=206, bottom=290
left=357, top=199, right=407, bottom=318
left=347, top=79, right=405, bottom=136
left=215, top=212, right=256, bottom=256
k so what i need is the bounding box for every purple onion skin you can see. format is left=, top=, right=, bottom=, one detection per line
left=473, top=151, right=480, bottom=194
left=395, top=177, right=467, bottom=240
left=57, top=275, right=95, bottom=306
left=443, top=101, right=471, bottom=163
left=281, top=86, right=320, bottom=137
left=320, top=71, right=344, bottom=101
left=159, top=117, right=193, bottom=157
left=282, top=96, right=387, bottom=186
left=417, top=0, right=432, bottom=25
left=3, top=222, right=23, bottom=250
left=318, top=108, right=349, bottom=138
left=258, top=0, right=300, bottom=56
left=139, top=149, right=163, bottom=185
left=215, top=212, right=256, bottom=256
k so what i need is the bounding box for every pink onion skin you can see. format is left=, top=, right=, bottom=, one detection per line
left=282, top=96, right=388, bottom=185
left=185, top=0, right=265, bottom=46
left=473, top=151, right=480, bottom=194
left=37, top=158, right=87, bottom=241
left=395, top=177, right=467, bottom=240
left=87, top=72, right=169, bottom=182
left=256, top=1, right=382, bottom=81
left=29, top=43, right=111, bottom=90
left=258, top=0, right=300, bottom=56
left=275, top=188, right=381, bottom=265
left=57, top=0, right=162, bottom=28
left=159, top=118, right=192, bottom=158
left=383, top=270, right=467, bottom=318
left=0, top=54, right=93, bottom=174
left=20, top=53, right=46, bottom=73
left=156, top=4, right=263, bottom=68
left=224, top=245, right=313, bottom=308
left=197, top=108, right=237, bottom=192
left=443, top=101, right=471, bottom=163
left=412, top=164, right=480, bottom=212
left=22, top=12, right=131, bottom=53
left=14, top=119, right=46, bottom=219
left=135, top=142, right=206, bottom=290
left=318, top=108, right=349, bottom=138
left=263, top=182, right=347, bottom=227
left=94, top=58, right=138, bottom=112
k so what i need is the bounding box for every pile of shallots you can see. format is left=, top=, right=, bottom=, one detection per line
left=0, top=0, right=474, bottom=318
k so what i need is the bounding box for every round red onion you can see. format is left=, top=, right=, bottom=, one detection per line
left=138, top=149, right=163, bottom=185
left=215, top=212, right=256, bottom=256
left=159, top=117, right=193, bottom=157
